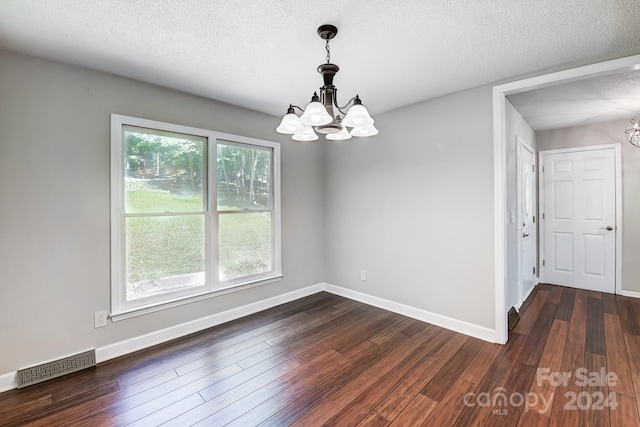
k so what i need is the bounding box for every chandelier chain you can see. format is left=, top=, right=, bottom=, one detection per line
left=325, top=39, right=330, bottom=63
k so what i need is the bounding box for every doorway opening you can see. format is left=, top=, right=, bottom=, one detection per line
left=492, top=54, right=640, bottom=344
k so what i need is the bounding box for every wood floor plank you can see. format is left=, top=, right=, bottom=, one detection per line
left=609, top=392, right=640, bottom=427
left=514, top=289, right=550, bottom=335
left=617, top=297, right=640, bottom=336
left=270, top=304, right=385, bottom=351
left=222, top=341, right=388, bottom=427
left=170, top=349, right=342, bottom=427
left=329, top=311, right=405, bottom=354
left=556, top=287, right=576, bottom=321
left=485, top=362, right=538, bottom=427
left=452, top=333, right=528, bottom=427
left=549, top=341, right=584, bottom=427
left=94, top=392, right=205, bottom=427
left=579, top=352, right=610, bottom=427
left=420, top=337, right=484, bottom=401
left=589, top=290, right=603, bottom=300
left=356, top=411, right=391, bottom=427
left=519, top=302, right=558, bottom=367
left=155, top=356, right=303, bottom=426
left=419, top=378, right=475, bottom=426
left=323, top=334, right=467, bottom=427
left=585, top=297, right=606, bottom=356
left=24, top=363, right=244, bottom=427
left=624, top=333, right=640, bottom=416
left=374, top=331, right=469, bottom=420
left=232, top=335, right=411, bottom=427
left=240, top=336, right=423, bottom=427
left=387, top=393, right=437, bottom=426
left=369, top=318, right=416, bottom=345
left=290, top=329, right=454, bottom=426
left=526, top=319, right=568, bottom=416
left=0, top=394, right=52, bottom=417
left=173, top=341, right=271, bottom=376
left=568, top=290, right=589, bottom=345
left=458, top=341, right=502, bottom=386
left=517, top=411, right=551, bottom=427
left=2, top=287, right=639, bottom=427
left=518, top=286, right=538, bottom=314
left=125, top=393, right=205, bottom=427
left=603, top=313, right=635, bottom=397
left=548, top=285, right=564, bottom=305
left=601, top=293, right=618, bottom=315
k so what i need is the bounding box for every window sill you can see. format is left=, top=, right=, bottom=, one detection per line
left=110, top=274, right=283, bottom=322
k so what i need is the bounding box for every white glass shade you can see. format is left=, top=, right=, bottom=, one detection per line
left=350, top=124, right=379, bottom=137
left=276, top=112, right=304, bottom=134
left=292, top=125, right=319, bottom=141
left=342, top=104, right=374, bottom=128
left=326, top=126, right=352, bottom=140
left=299, top=101, right=332, bottom=126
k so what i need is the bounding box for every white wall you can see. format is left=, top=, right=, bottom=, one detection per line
left=505, top=101, right=536, bottom=310
left=0, top=50, right=324, bottom=376
left=536, top=119, right=640, bottom=293
left=323, top=86, right=496, bottom=330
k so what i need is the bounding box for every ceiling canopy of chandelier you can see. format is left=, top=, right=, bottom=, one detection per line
left=276, top=25, right=378, bottom=141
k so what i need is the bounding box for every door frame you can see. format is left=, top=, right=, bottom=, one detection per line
left=492, top=53, right=640, bottom=344
left=538, top=144, right=622, bottom=293
left=516, top=138, right=537, bottom=308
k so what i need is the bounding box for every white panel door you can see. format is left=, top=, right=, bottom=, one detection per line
left=542, top=148, right=616, bottom=293
left=519, top=143, right=536, bottom=300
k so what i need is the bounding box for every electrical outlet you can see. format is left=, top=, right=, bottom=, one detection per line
left=360, top=270, right=367, bottom=281
left=94, top=310, right=108, bottom=328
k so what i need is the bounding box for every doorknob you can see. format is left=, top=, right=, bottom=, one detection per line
left=601, top=226, right=613, bottom=231
left=523, top=233, right=529, bottom=238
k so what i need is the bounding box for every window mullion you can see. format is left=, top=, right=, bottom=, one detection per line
left=111, top=114, right=280, bottom=318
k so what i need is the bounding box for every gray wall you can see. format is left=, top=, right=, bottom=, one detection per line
left=0, top=50, right=324, bottom=375
left=323, top=86, right=496, bottom=329
left=505, top=101, right=536, bottom=310
left=537, top=119, right=640, bottom=293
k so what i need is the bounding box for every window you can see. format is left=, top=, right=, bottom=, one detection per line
left=111, top=115, right=281, bottom=319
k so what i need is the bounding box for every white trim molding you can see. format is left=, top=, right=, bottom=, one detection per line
left=1, top=282, right=504, bottom=392
left=97, top=283, right=322, bottom=363
left=620, top=290, right=640, bottom=299
left=323, top=283, right=498, bottom=343
left=0, top=372, right=17, bottom=393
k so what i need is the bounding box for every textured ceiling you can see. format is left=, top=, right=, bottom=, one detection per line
left=508, top=70, right=640, bottom=130
left=1, top=0, right=640, bottom=120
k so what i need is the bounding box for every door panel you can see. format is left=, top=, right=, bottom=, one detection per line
left=553, top=232, right=573, bottom=272
left=543, top=148, right=615, bottom=293
left=519, top=142, right=536, bottom=301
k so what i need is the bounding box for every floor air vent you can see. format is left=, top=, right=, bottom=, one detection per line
left=17, top=349, right=96, bottom=388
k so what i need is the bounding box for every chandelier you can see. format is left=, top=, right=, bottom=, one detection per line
left=626, top=113, right=640, bottom=147
left=276, top=25, right=378, bottom=141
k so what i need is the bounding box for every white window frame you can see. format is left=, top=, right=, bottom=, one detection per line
left=110, top=114, right=282, bottom=321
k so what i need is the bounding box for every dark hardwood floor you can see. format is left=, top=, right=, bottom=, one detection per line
left=1, top=285, right=639, bottom=426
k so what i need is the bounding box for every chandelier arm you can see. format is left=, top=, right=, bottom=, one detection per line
left=333, top=90, right=359, bottom=115
left=290, top=105, right=305, bottom=113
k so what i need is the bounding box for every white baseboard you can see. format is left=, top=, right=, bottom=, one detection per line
left=96, top=283, right=323, bottom=363
left=619, top=290, right=640, bottom=299
left=0, top=281, right=503, bottom=392
left=0, top=372, right=17, bottom=393
left=321, top=283, right=499, bottom=343
left=0, top=283, right=323, bottom=393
